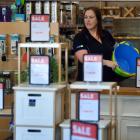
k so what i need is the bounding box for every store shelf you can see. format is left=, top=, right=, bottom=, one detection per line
left=69, top=81, right=117, bottom=140
left=114, top=36, right=140, bottom=40
left=0, top=22, right=29, bottom=35
left=18, top=42, right=66, bottom=49
left=103, top=16, right=140, bottom=20
left=13, top=83, right=66, bottom=92
left=0, top=109, right=11, bottom=116
left=69, top=81, right=117, bottom=90
left=103, top=15, right=120, bottom=19
left=61, top=0, right=79, bottom=4
left=18, top=42, right=68, bottom=84
left=114, top=17, right=140, bottom=19
left=60, top=25, right=77, bottom=28
left=101, top=6, right=120, bottom=10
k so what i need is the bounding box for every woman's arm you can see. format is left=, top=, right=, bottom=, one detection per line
left=75, top=50, right=88, bottom=63
left=75, top=50, right=117, bottom=70
left=103, top=59, right=118, bottom=70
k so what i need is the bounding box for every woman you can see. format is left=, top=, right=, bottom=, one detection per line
left=73, top=7, right=124, bottom=82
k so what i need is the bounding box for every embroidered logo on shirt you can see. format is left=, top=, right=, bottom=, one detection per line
left=76, top=45, right=84, bottom=49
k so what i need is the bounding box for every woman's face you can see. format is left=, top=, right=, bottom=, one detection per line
left=84, top=10, right=98, bottom=31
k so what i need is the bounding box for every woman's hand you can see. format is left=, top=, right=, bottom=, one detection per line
left=103, top=60, right=118, bottom=70
left=75, top=50, right=88, bottom=63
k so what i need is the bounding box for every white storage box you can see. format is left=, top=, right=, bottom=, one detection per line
left=15, top=126, right=60, bottom=140
left=14, top=84, right=66, bottom=126
left=59, top=119, right=110, bottom=140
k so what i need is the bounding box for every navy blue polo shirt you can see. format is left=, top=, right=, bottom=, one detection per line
left=73, top=28, right=124, bottom=82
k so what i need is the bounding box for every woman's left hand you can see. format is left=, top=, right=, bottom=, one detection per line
left=103, top=60, right=118, bottom=70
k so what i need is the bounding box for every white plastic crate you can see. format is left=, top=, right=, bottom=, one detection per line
left=59, top=119, right=110, bottom=140
left=15, top=126, right=60, bottom=140
left=14, top=84, right=65, bottom=126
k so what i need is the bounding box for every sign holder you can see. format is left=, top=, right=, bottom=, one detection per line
left=78, top=91, right=100, bottom=122
left=83, top=54, right=103, bottom=82
left=30, top=14, right=50, bottom=42
left=29, top=55, right=50, bottom=85
left=71, top=120, right=98, bottom=140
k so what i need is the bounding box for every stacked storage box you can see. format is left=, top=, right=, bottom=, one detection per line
left=13, top=84, right=66, bottom=140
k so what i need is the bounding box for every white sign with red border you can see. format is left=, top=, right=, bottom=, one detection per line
left=136, top=58, right=140, bottom=87
left=29, top=55, right=49, bottom=85
left=71, top=121, right=98, bottom=140
left=30, top=14, right=50, bottom=41
left=84, top=54, right=103, bottom=82
left=0, top=83, right=4, bottom=109
left=79, top=91, right=100, bottom=121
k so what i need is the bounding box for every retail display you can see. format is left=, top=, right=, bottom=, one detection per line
left=30, top=14, right=50, bottom=42
left=13, top=84, right=66, bottom=140
left=0, top=34, right=6, bottom=58
left=69, top=81, right=117, bottom=140
left=71, top=120, right=98, bottom=140
left=83, top=54, right=103, bottom=82
left=78, top=91, right=100, bottom=121
left=0, top=1, right=140, bottom=140
left=60, top=119, right=110, bottom=140
left=17, top=42, right=68, bottom=84
left=10, top=34, right=19, bottom=55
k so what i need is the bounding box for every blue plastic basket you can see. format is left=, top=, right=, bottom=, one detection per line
left=112, top=41, right=139, bottom=77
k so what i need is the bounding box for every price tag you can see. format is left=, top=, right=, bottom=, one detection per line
left=78, top=91, right=100, bottom=121
left=71, top=120, right=98, bottom=140
left=29, top=55, right=50, bottom=85
left=30, top=14, right=50, bottom=42
left=84, top=54, right=103, bottom=82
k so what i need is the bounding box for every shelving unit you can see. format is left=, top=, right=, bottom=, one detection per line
left=68, top=81, right=118, bottom=140
left=101, top=6, right=121, bottom=18
left=0, top=22, right=29, bottom=140
left=0, top=22, right=29, bottom=72
left=0, top=109, right=12, bottom=140
left=112, top=18, right=140, bottom=48
left=114, top=36, right=140, bottom=40
left=18, top=42, right=68, bottom=84
left=0, top=22, right=29, bottom=35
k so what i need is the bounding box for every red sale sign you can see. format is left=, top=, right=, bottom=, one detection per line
left=84, top=55, right=102, bottom=62
left=31, top=15, right=49, bottom=22
left=80, top=92, right=99, bottom=100
left=30, top=14, right=50, bottom=41
left=84, top=54, right=103, bottom=82
left=78, top=91, right=100, bottom=121
left=71, top=121, right=98, bottom=140
left=29, top=55, right=50, bottom=85
left=31, top=56, right=49, bottom=64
